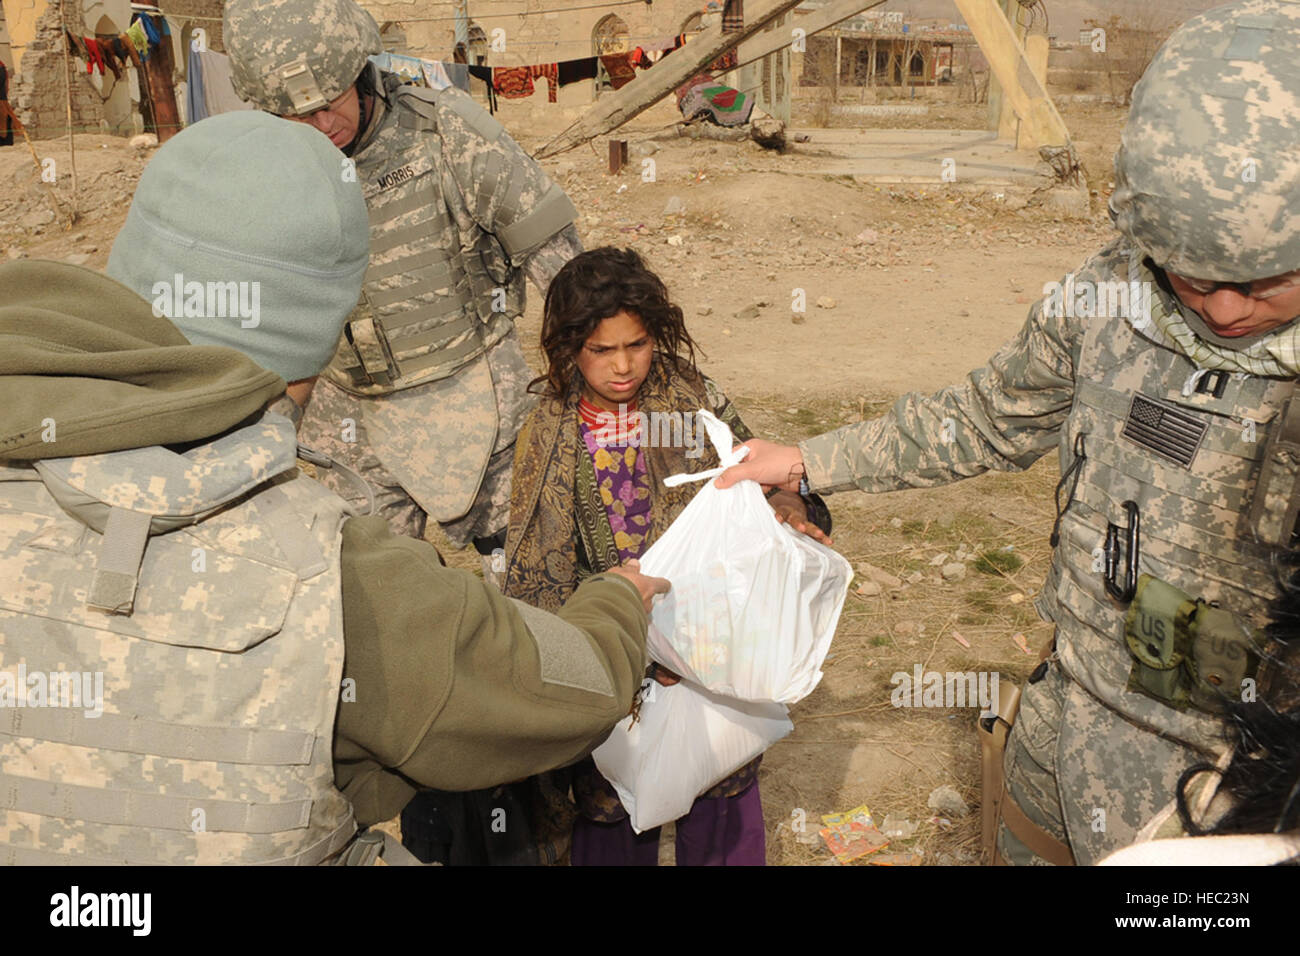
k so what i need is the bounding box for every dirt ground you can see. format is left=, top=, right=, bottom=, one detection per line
left=0, top=93, right=1129, bottom=866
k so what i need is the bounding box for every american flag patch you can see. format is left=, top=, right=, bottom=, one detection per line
left=1122, top=394, right=1208, bottom=468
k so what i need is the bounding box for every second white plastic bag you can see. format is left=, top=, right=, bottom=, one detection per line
left=591, top=678, right=793, bottom=833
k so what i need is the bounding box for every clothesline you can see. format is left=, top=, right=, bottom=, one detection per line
left=389, top=0, right=650, bottom=24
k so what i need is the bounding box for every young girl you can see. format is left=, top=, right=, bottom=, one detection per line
left=503, top=247, right=830, bottom=866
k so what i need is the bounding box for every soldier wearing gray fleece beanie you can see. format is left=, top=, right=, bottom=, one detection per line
left=107, top=110, right=369, bottom=383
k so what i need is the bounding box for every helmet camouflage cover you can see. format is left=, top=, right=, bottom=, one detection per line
left=224, top=0, right=383, bottom=116
left=1110, top=0, right=1300, bottom=281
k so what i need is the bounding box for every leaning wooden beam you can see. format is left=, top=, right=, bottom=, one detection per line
left=951, top=0, right=1071, bottom=149
left=535, top=0, right=808, bottom=159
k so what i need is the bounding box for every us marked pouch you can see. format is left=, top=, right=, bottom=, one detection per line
left=1124, top=575, right=1193, bottom=706
left=1186, top=604, right=1259, bottom=713
left=1124, top=574, right=1260, bottom=712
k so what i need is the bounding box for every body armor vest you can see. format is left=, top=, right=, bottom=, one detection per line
left=325, top=79, right=518, bottom=396
left=1036, top=305, right=1292, bottom=755
left=0, top=414, right=357, bottom=864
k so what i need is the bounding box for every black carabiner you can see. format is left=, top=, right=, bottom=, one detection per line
left=1104, top=500, right=1141, bottom=604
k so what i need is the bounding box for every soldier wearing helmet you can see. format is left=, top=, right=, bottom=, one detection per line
left=716, top=0, right=1300, bottom=865
left=224, top=0, right=582, bottom=568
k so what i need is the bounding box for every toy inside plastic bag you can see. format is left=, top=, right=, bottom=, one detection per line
left=638, top=410, right=852, bottom=704
left=591, top=677, right=793, bottom=833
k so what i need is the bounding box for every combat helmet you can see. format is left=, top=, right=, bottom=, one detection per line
left=224, top=0, right=382, bottom=116
left=1110, top=0, right=1300, bottom=282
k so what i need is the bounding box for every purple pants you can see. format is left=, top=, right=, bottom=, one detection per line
left=571, top=781, right=766, bottom=866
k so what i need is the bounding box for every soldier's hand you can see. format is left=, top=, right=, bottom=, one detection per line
left=768, top=489, right=833, bottom=545
left=605, top=559, right=671, bottom=613
left=715, top=439, right=806, bottom=493
left=649, top=662, right=682, bottom=686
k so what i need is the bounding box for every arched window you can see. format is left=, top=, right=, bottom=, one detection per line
left=593, top=14, right=629, bottom=55
left=681, top=13, right=703, bottom=39
left=92, top=14, right=131, bottom=134
left=464, top=22, right=487, bottom=65
left=593, top=14, right=629, bottom=93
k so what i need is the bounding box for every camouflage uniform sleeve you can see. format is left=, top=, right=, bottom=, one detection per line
left=333, top=515, right=646, bottom=824
left=800, top=296, right=1083, bottom=494
left=522, top=223, right=583, bottom=297
left=437, top=89, right=578, bottom=265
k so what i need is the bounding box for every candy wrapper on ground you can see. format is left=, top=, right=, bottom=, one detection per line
left=638, top=410, right=853, bottom=704
left=818, top=804, right=891, bottom=864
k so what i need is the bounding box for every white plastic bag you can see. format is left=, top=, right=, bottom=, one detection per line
left=591, top=678, right=793, bottom=833
left=638, top=410, right=853, bottom=704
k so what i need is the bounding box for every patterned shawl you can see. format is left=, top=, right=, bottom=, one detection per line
left=504, top=356, right=750, bottom=611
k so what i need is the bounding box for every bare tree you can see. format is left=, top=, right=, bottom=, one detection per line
left=1084, top=12, right=1179, bottom=106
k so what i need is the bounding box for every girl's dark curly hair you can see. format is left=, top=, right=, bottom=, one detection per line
left=531, top=247, right=698, bottom=399
left=1177, top=548, right=1300, bottom=843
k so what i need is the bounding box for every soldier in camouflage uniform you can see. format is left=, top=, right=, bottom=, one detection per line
left=718, top=0, right=1300, bottom=865
left=0, top=111, right=663, bottom=865
left=223, top=0, right=583, bottom=568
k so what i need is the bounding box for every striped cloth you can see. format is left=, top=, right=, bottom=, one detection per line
left=1126, top=250, right=1300, bottom=379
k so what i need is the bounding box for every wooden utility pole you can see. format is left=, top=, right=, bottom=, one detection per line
left=1019, top=33, right=1049, bottom=149
left=995, top=1, right=1029, bottom=139
left=952, top=0, right=1070, bottom=149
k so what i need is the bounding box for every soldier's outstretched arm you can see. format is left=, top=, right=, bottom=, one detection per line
left=332, top=515, right=651, bottom=826
left=522, top=223, right=583, bottom=296
left=797, top=295, right=1083, bottom=495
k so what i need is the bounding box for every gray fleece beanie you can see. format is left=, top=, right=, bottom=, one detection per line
left=107, top=110, right=368, bottom=382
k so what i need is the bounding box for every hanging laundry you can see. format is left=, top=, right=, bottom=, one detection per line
left=135, top=13, right=162, bottom=48
left=65, top=30, right=87, bottom=59
left=84, top=37, right=106, bottom=75
left=599, top=54, right=637, bottom=90
left=445, top=62, right=470, bottom=93
left=468, top=65, right=497, bottom=113
left=186, top=44, right=208, bottom=124
left=198, top=50, right=254, bottom=116
left=557, top=56, right=599, bottom=86
left=97, top=38, right=124, bottom=80
left=387, top=52, right=426, bottom=84
left=493, top=66, right=534, bottom=99
left=108, top=37, right=132, bottom=77
left=642, top=36, right=680, bottom=54
left=422, top=59, right=453, bottom=91
left=126, top=21, right=149, bottom=61
left=119, top=32, right=145, bottom=71
left=530, top=63, right=558, bottom=103
left=723, top=0, right=745, bottom=33
left=0, top=61, right=15, bottom=146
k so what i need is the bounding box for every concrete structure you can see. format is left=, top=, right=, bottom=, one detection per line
left=795, top=7, right=976, bottom=88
